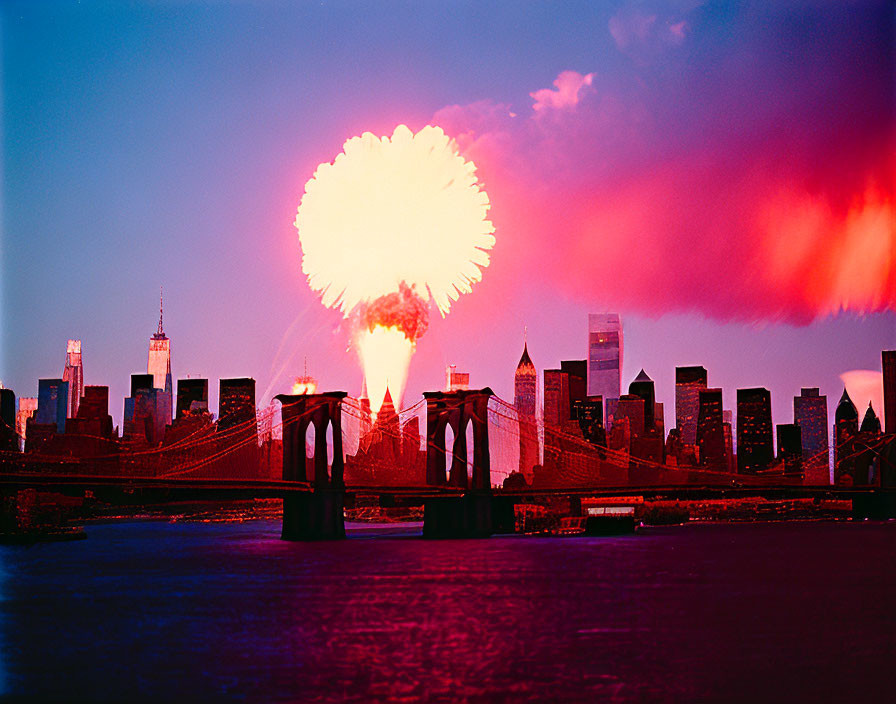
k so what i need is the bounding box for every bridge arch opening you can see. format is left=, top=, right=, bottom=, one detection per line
left=304, top=421, right=315, bottom=481
left=444, top=423, right=455, bottom=485
left=325, top=419, right=334, bottom=479
left=464, top=418, right=475, bottom=484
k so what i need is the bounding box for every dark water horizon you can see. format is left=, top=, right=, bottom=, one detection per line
left=2, top=519, right=895, bottom=703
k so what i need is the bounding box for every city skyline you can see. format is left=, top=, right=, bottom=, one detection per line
left=2, top=1, right=893, bottom=441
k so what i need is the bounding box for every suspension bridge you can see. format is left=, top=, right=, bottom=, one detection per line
left=3, top=389, right=895, bottom=538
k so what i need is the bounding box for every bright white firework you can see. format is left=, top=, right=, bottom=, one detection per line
left=296, top=124, right=495, bottom=317
left=295, top=124, right=495, bottom=413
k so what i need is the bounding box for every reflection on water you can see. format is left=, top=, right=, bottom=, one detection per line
left=2, top=520, right=895, bottom=702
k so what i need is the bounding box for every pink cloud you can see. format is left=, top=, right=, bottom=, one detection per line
left=840, top=370, right=884, bottom=424
left=529, top=71, right=595, bottom=112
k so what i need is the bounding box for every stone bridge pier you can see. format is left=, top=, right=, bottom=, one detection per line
left=275, top=392, right=347, bottom=540
left=422, top=388, right=512, bottom=537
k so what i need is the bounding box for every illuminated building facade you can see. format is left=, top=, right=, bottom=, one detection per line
left=587, top=314, right=622, bottom=424
left=543, top=369, right=570, bottom=427
left=675, top=366, right=707, bottom=446
left=696, top=388, right=725, bottom=468
left=883, top=350, right=895, bottom=434
left=793, top=388, right=828, bottom=477
left=16, top=397, right=38, bottom=449
left=736, top=387, right=773, bottom=473
left=62, top=339, right=84, bottom=418
left=514, top=343, right=538, bottom=478
left=147, top=292, right=173, bottom=426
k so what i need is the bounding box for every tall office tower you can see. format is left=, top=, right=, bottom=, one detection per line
left=124, top=374, right=157, bottom=443
left=860, top=403, right=881, bottom=435
left=0, top=387, right=16, bottom=451
left=793, top=388, right=829, bottom=467
left=722, top=411, right=734, bottom=471
left=696, top=388, right=725, bottom=467
left=675, top=366, right=708, bottom=446
left=514, top=342, right=538, bottom=478
left=65, top=386, right=114, bottom=440
left=147, top=291, right=173, bottom=425
left=543, top=369, right=570, bottom=427
left=16, top=397, right=38, bottom=449
left=614, top=394, right=645, bottom=437
left=36, top=379, right=69, bottom=433
left=736, top=387, right=773, bottom=473
left=587, top=314, right=622, bottom=424
left=561, top=360, right=587, bottom=419
left=883, top=350, right=895, bottom=434
left=176, top=379, right=209, bottom=418
left=628, top=370, right=656, bottom=431
left=777, top=423, right=803, bottom=476
left=218, top=378, right=257, bottom=433
left=834, top=389, right=859, bottom=483
left=62, top=339, right=84, bottom=418
left=446, top=366, right=470, bottom=392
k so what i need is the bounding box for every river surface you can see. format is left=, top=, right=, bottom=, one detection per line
left=1, top=519, right=895, bottom=703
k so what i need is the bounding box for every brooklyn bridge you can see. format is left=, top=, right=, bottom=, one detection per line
left=3, top=389, right=895, bottom=539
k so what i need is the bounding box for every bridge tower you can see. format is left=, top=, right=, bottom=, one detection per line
left=423, top=388, right=511, bottom=537
left=275, top=392, right=347, bottom=540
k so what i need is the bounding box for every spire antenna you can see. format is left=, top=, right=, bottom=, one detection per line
left=157, top=286, right=164, bottom=337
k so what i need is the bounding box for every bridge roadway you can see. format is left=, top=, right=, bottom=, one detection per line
left=1, top=471, right=891, bottom=504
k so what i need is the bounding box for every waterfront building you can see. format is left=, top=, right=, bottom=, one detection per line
left=62, top=339, right=84, bottom=418
left=587, top=314, right=621, bottom=425
left=628, top=370, right=656, bottom=432
left=736, top=387, right=773, bottom=473
left=35, top=379, right=69, bottom=434
left=793, top=388, right=829, bottom=481
left=218, top=378, right=257, bottom=433
left=0, top=386, right=16, bottom=451
left=514, top=342, right=538, bottom=479
left=696, top=388, right=725, bottom=468
left=177, top=379, right=209, bottom=418
left=675, top=366, right=708, bottom=446
left=883, top=350, right=895, bottom=434
left=777, top=423, right=803, bottom=476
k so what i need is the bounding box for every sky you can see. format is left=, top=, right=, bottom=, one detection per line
left=1, top=0, right=893, bottom=438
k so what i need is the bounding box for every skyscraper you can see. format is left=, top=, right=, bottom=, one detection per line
left=587, top=314, right=621, bottom=424
left=776, top=423, right=803, bottom=476
left=883, top=350, right=895, bottom=434
left=860, top=403, right=881, bottom=435
left=514, top=342, right=538, bottom=479
left=696, top=388, right=725, bottom=468
left=62, top=339, right=84, bottom=418
left=0, top=386, right=16, bottom=451
left=628, top=369, right=656, bottom=432
left=675, top=366, right=708, bottom=446
left=177, top=379, right=209, bottom=419
left=834, top=389, right=859, bottom=484
left=218, top=378, right=257, bottom=433
left=543, top=369, right=570, bottom=427
left=35, top=379, right=69, bottom=434
left=736, top=387, right=773, bottom=473
left=147, top=290, right=173, bottom=426
left=15, top=397, right=38, bottom=450
left=793, top=388, right=829, bottom=471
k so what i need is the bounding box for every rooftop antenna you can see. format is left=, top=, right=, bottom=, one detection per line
left=156, top=286, right=165, bottom=337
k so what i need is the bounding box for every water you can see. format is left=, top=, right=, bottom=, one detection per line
left=1, top=519, right=895, bottom=702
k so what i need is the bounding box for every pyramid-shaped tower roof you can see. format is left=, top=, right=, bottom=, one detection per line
left=860, top=402, right=881, bottom=433
left=516, top=342, right=535, bottom=372
left=835, top=388, right=858, bottom=421
left=633, top=369, right=652, bottom=383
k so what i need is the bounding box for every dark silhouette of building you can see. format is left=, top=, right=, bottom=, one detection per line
left=834, top=388, right=859, bottom=483
left=737, top=387, right=773, bottom=473
left=615, top=394, right=645, bottom=438
left=514, top=342, right=538, bottom=480
left=66, top=386, right=114, bottom=440
left=124, top=374, right=159, bottom=444
left=0, top=387, right=16, bottom=451
left=794, top=388, right=829, bottom=483
left=676, top=366, right=707, bottom=446
left=561, top=359, right=587, bottom=419
left=882, top=350, right=895, bottom=434
left=777, top=423, right=802, bottom=476
left=696, top=388, right=725, bottom=468
left=574, top=397, right=604, bottom=446
left=860, top=403, right=881, bottom=434
left=62, top=339, right=84, bottom=419
left=629, top=369, right=656, bottom=432
left=218, top=378, right=257, bottom=432
left=176, top=379, right=209, bottom=419
left=35, top=379, right=69, bottom=434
